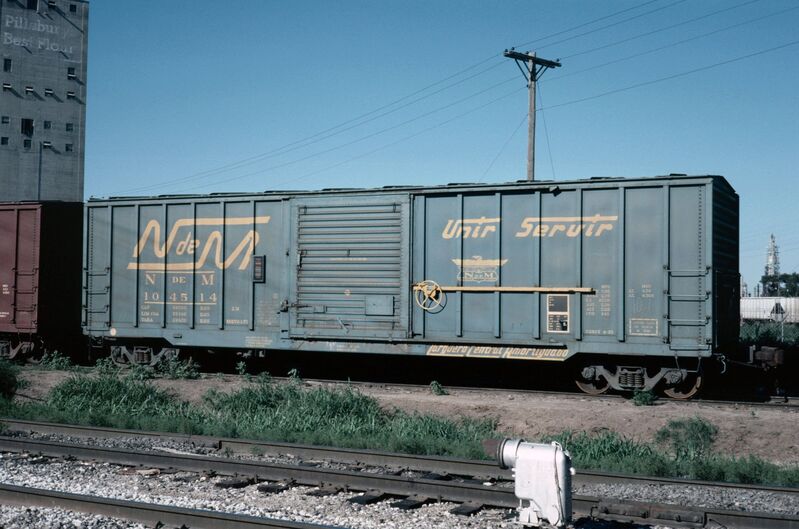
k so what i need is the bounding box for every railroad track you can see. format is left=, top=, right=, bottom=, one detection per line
left=253, top=374, right=799, bottom=410
left=2, top=419, right=799, bottom=528
left=0, top=483, right=339, bottom=529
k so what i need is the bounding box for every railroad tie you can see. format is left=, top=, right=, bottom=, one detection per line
left=449, top=502, right=484, bottom=516
left=257, top=480, right=295, bottom=495
left=347, top=490, right=389, bottom=505
left=306, top=484, right=343, bottom=497
left=214, top=476, right=255, bottom=489
left=390, top=495, right=433, bottom=510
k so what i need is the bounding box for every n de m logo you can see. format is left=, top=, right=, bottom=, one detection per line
left=127, top=216, right=270, bottom=271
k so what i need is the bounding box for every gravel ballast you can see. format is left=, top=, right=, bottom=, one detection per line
left=0, top=453, right=517, bottom=529
left=0, top=504, right=149, bottom=529
left=2, top=429, right=798, bottom=528
left=6, top=429, right=799, bottom=516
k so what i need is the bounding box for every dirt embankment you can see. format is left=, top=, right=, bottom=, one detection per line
left=15, top=368, right=799, bottom=465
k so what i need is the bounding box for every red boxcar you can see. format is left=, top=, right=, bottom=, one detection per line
left=0, top=202, right=83, bottom=360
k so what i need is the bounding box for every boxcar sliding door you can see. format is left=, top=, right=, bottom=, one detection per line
left=288, top=195, right=410, bottom=340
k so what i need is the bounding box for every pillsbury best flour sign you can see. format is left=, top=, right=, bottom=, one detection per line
left=4, top=14, right=79, bottom=58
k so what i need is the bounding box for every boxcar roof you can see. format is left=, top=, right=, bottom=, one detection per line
left=91, top=174, right=735, bottom=203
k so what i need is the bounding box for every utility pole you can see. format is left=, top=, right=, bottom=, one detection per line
left=503, top=49, right=561, bottom=181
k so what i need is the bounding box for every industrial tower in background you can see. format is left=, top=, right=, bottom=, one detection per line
left=766, top=234, right=780, bottom=278
left=0, top=0, right=88, bottom=202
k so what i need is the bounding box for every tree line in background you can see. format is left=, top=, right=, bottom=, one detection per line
left=760, top=273, right=799, bottom=297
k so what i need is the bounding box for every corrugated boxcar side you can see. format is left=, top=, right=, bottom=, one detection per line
left=84, top=175, right=735, bottom=363
left=412, top=178, right=719, bottom=358
left=0, top=204, right=40, bottom=334
left=0, top=202, right=83, bottom=340
left=84, top=199, right=288, bottom=349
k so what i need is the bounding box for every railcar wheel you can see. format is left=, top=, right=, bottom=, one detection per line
left=110, top=346, right=130, bottom=366
left=574, top=366, right=610, bottom=395
left=25, top=354, right=42, bottom=365
left=662, top=372, right=703, bottom=400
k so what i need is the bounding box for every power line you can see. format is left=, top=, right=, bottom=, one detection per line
left=546, top=4, right=799, bottom=83
left=199, top=88, right=528, bottom=191
left=520, top=0, right=690, bottom=51
left=510, top=0, right=662, bottom=49
left=112, top=1, right=674, bottom=195
left=280, top=39, right=799, bottom=191
left=561, top=0, right=762, bottom=60
left=116, top=61, right=507, bottom=194
left=538, top=39, right=799, bottom=113
left=479, top=113, right=528, bottom=182
left=200, top=39, right=799, bottom=192
left=188, top=82, right=525, bottom=190
left=537, top=84, right=557, bottom=180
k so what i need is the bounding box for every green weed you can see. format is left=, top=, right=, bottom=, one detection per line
left=655, top=416, right=717, bottom=460
left=157, top=357, right=200, bottom=380
left=38, top=351, right=73, bottom=371
left=550, top=417, right=799, bottom=486
left=549, top=430, right=672, bottom=477
left=3, top=372, right=497, bottom=459
left=235, top=361, right=247, bottom=376
left=197, top=379, right=496, bottom=458
left=126, top=364, right=154, bottom=381
left=429, top=381, right=448, bottom=396
left=7, top=373, right=798, bottom=486
left=631, top=389, right=657, bottom=406
left=94, top=357, right=119, bottom=377
left=0, top=359, right=20, bottom=399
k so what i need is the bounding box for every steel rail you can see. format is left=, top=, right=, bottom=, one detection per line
left=2, top=434, right=799, bottom=528
left=4, top=418, right=799, bottom=497
left=261, top=374, right=799, bottom=409
left=0, top=436, right=516, bottom=508
left=0, top=483, right=340, bottom=529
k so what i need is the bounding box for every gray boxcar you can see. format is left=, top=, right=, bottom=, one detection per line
left=83, top=175, right=743, bottom=397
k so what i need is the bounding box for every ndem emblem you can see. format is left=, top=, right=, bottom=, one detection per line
left=127, top=216, right=270, bottom=271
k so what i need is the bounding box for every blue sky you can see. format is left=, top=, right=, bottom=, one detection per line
left=84, top=0, right=799, bottom=287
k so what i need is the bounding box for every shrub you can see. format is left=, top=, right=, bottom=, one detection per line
left=429, top=381, right=448, bottom=396
left=235, top=361, right=247, bottom=376
left=37, top=373, right=198, bottom=432
left=38, top=351, right=73, bottom=370
left=157, top=357, right=200, bottom=380
left=94, top=357, right=119, bottom=377
left=631, top=389, right=657, bottom=406
left=0, top=359, right=20, bottom=400
left=126, top=364, right=154, bottom=381
left=655, top=416, right=718, bottom=460
left=199, top=378, right=496, bottom=458
left=549, top=430, right=672, bottom=477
